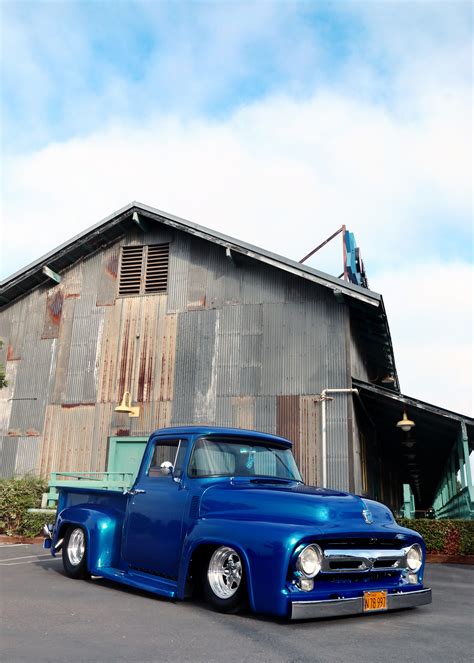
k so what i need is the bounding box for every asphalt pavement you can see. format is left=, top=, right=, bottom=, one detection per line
left=0, top=543, right=472, bottom=663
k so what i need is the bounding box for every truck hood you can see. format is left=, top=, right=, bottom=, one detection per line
left=198, top=480, right=396, bottom=530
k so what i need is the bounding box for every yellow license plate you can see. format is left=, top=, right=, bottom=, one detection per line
left=363, top=590, right=387, bottom=612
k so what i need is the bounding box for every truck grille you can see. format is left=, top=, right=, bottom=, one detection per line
left=320, top=546, right=408, bottom=574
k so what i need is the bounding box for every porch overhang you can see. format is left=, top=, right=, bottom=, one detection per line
left=352, top=379, right=474, bottom=509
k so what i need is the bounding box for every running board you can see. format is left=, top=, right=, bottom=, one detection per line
left=93, top=566, right=178, bottom=598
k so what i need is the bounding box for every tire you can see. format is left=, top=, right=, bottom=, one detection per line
left=203, top=546, right=246, bottom=613
left=62, top=526, right=89, bottom=579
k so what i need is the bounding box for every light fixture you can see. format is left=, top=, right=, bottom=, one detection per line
left=397, top=410, right=415, bottom=433
left=115, top=391, right=140, bottom=418
left=381, top=374, right=396, bottom=385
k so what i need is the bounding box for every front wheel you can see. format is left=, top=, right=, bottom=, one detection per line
left=203, top=546, right=246, bottom=613
left=62, top=526, right=89, bottom=579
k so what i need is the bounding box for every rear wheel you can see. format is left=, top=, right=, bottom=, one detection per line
left=203, top=546, right=246, bottom=613
left=62, top=526, right=89, bottom=579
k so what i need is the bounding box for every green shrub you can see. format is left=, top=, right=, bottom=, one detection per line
left=397, top=518, right=474, bottom=556
left=0, top=476, right=48, bottom=537
left=457, top=521, right=474, bottom=555
left=20, top=511, right=51, bottom=538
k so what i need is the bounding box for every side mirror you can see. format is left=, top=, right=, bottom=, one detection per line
left=160, top=461, right=174, bottom=475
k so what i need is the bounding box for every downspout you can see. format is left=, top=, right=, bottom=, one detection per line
left=320, top=388, right=359, bottom=489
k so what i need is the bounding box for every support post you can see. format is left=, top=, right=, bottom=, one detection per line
left=461, top=421, right=473, bottom=488
left=458, top=436, right=467, bottom=489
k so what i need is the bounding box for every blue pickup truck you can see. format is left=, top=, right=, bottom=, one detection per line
left=44, top=426, right=432, bottom=619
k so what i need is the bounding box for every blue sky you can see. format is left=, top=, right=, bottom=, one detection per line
left=2, top=2, right=366, bottom=151
left=3, top=2, right=470, bottom=151
left=0, top=0, right=472, bottom=413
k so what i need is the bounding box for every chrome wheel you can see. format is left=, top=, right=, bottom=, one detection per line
left=207, top=546, right=243, bottom=599
left=67, top=527, right=85, bottom=566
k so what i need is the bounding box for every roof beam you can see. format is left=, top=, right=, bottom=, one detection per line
left=132, top=211, right=147, bottom=232
left=42, top=265, right=61, bottom=284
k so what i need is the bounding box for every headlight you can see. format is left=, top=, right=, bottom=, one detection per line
left=296, top=544, right=322, bottom=578
left=406, top=544, right=423, bottom=572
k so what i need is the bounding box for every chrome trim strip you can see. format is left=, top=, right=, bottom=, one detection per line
left=387, top=589, right=432, bottom=610
left=290, top=588, right=432, bottom=620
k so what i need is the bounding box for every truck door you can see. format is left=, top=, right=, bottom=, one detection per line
left=122, top=437, right=189, bottom=579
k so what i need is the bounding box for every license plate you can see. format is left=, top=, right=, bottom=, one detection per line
left=363, top=590, right=387, bottom=612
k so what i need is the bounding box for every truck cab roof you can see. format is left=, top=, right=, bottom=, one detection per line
left=148, top=426, right=293, bottom=449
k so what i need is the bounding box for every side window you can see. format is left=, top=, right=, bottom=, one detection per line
left=148, top=439, right=188, bottom=478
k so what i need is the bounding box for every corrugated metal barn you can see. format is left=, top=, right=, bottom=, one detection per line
left=1, top=202, right=472, bottom=514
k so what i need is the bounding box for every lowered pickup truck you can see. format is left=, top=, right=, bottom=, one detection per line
left=44, top=426, right=432, bottom=619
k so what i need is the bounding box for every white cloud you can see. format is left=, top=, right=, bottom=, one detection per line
left=374, top=263, right=473, bottom=416
left=2, top=80, right=470, bottom=275
left=1, top=10, right=472, bottom=416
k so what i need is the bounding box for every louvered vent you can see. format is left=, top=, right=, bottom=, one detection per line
left=145, top=244, right=169, bottom=293
left=118, top=244, right=169, bottom=297
left=118, top=246, right=143, bottom=296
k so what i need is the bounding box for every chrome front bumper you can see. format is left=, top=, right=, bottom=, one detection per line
left=290, top=588, right=432, bottom=620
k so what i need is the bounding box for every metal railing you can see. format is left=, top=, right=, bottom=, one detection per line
left=434, top=486, right=474, bottom=520
left=47, top=471, right=135, bottom=506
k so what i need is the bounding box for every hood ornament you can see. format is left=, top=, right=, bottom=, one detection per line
left=360, top=500, right=373, bottom=524
left=362, top=509, right=373, bottom=524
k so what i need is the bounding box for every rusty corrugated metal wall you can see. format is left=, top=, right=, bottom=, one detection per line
left=0, top=225, right=358, bottom=490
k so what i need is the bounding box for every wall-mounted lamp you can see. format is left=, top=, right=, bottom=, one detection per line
left=396, top=410, right=415, bottom=433
left=115, top=391, right=140, bottom=418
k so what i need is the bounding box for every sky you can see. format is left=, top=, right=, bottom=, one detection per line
left=0, top=0, right=472, bottom=416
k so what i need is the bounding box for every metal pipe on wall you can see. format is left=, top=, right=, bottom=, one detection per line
left=320, top=388, right=359, bottom=488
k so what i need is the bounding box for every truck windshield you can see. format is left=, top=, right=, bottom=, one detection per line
left=189, top=437, right=302, bottom=481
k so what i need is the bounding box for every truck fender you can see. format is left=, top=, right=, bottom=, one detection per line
left=54, top=505, right=124, bottom=572
left=178, top=519, right=319, bottom=615
left=178, top=527, right=255, bottom=611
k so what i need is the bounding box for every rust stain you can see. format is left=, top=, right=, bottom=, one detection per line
left=188, top=295, right=206, bottom=310
left=8, top=430, right=22, bottom=437
left=42, top=289, right=64, bottom=339
left=25, top=429, right=40, bottom=437
left=137, top=316, right=149, bottom=403
left=118, top=319, right=131, bottom=399
left=6, top=344, right=19, bottom=361
left=168, top=318, right=176, bottom=400
left=144, top=316, right=154, bottom=401
left=116, top=428, right=131, bottom=436
left=49, top=290, right=64, bottom=325
left=65, top=293, right=80, bottom=299
left=97, top=305, right=121, bottom=402
left=158, top=313, right=176, bottom=402
left=160, top=350, right=167, bottom=397
left=276, top=395, right=300, bottom=446
left=147, top=351, right=154, bottom=401
left=106, top=253, right=119, bottom=278
left=99, top=336, right=110, bottom=402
